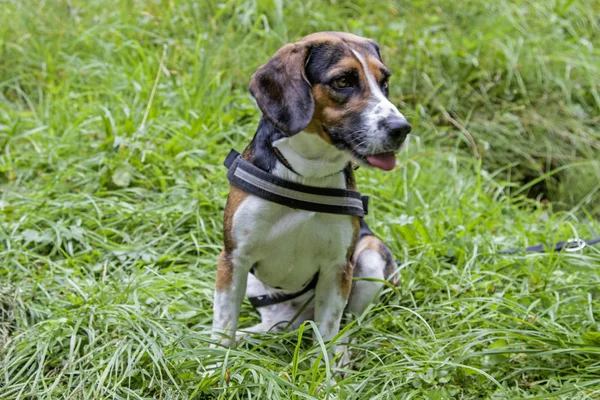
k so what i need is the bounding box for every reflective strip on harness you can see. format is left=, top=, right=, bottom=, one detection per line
left=224, top=149, right=369, bottom=217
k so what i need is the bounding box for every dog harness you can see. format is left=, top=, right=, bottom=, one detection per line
left=224, top=149, right=369, bottom=216
left=224, top=149, right=371, bottom=308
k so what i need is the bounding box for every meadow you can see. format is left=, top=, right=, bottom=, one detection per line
left=1, top=0, right=600, bottom=398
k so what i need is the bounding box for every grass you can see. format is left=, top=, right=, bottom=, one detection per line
left=1, top=0, right=599, bottom=398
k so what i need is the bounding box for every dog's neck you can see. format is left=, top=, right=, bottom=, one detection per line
left=248, top=118, right=350, bottom=188
left=273, top=132, right=349, bottom=176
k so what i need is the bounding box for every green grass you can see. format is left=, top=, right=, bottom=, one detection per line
left=1, top=0, right=599, bottom=398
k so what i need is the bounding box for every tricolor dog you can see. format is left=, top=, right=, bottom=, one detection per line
left=212, top=32, right=411, bottom=358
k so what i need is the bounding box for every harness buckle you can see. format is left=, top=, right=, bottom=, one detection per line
left=565, top=238, right=586, bottom=252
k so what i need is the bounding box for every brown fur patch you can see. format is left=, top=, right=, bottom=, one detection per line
left=344, top=214, right=360, bottom=271
left=241, top=139, right=255, bottom=160
left=334, top=164, right=361, bottom=300
left=303, top=85, right=337, bottom=142
left=223, top=185, right=248, bottom=253
left=343, top=163, right=357, bottom=190
left=365, top=56, right=388, bottom=84
left=332, top=213, right=360, bottom=300
left=325, top=57, right=363, bottom=80
left=305, top=83, right=372, bottom=144
left=215, top=251, right=235, bottom=291
left=352, top=235, right=381, bottom=263
left=222, top=147, right=254, bottom=253
left=338, top=261, right=354, bottom=300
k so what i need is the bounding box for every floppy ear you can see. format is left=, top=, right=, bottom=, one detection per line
left=249, top=43, right=314, bottom=136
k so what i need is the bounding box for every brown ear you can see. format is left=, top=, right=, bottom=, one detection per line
left=249, top=43, right=314, bottom=136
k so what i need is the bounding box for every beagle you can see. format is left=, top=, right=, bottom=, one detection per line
left=212, top=32, right=411, bottom=357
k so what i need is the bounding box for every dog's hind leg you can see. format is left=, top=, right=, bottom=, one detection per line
left=338, top=220, right=399, bottom=369
left=346, top=219, right=399, bottom=315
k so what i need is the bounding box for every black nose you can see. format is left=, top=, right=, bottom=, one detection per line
left=388, top=119, right=412, bottom=139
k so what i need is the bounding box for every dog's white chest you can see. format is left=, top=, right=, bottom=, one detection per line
left=231, top=195, right=354, bottom=291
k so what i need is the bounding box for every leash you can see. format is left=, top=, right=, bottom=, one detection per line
left=224, top=149, right=369, bottom=217
left=499, top=237, right=600, bottom=254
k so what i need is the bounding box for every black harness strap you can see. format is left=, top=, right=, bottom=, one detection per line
left=224, top=149, right=369, bottom=217
left=248, top=272, right=319, bottom=308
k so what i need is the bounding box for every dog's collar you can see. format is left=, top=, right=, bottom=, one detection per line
left=269, top=140, right=356, bottom=177
left=224, top=149, right=369, bottom=217
left=269, top=142, right=299, bottom=175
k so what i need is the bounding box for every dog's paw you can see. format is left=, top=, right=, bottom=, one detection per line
left=210, top=335, right=236, bottom=349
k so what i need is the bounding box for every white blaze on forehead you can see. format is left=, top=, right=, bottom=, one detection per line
left=351, top=49, right=405, bottom=120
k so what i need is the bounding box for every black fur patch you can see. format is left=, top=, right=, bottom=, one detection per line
left=358, top=217, right=374, bottom=239
left=249, top=44, right=314, bottom=136
left=305, top=43, right=349, bottom=84
left=325, top=111, right=365, bottom=154
left=245, top=118, right=285, bottom=173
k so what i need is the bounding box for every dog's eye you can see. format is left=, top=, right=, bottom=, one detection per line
left=332, top=77, right=352, bottom=89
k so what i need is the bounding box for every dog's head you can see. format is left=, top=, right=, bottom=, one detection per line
left=249, top=32, right=411, bottom=171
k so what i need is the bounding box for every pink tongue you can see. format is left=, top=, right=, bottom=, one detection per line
left=367, top=152, right=396, bottom=171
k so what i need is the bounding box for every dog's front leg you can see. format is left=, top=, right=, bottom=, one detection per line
left=314, top=262, right=353, bottom=359
left=211, top=251, right=250, bottom=347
